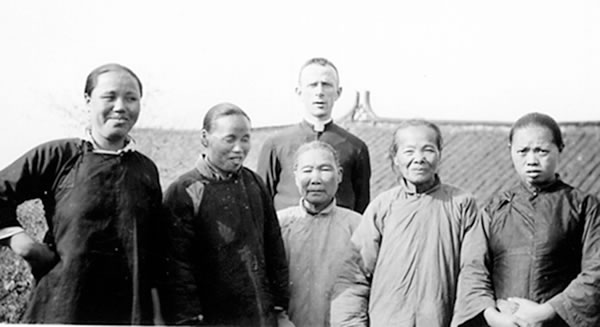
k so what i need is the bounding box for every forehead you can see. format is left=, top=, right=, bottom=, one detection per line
left=210, top=114, right=251, bottom=133
left=299, top=64, right=339, bottom=85
left=512, top=125, right=554, bottom=144
left=395, top=125, right=439, bottom=146
left=297, top=148, right=336, bottom=165
left=93, top=71, right=140, bottom=93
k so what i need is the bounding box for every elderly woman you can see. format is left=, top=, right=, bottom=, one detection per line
left=331, top=119, right=479, bottom=327
left=452, top=112, right=600, bottom=327
left=278, top=141, right=362, bottom=327
left=0, top=63, right=163, bottom=324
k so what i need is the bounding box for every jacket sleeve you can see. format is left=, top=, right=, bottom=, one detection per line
left=160, top=179, right=204, bottom=324
left=330, top=198, right=383, bottom=327
left=0, top=140, right=77, bottom=232
left=451, top=204, right=496, bottom=327
left=546, top=194, right=600, bottom=327
left=258, top=174, right=290, bottom=311
left=352, top=143, right=371, bottom=214
left=256, top=137, right=280, bottom=199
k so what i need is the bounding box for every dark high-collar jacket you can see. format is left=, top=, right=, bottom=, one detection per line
left=161, top=157, right=289, bottom=326
left=452, top=179, right=600, bottom=327
left=0, top=138, right=163, bottom=324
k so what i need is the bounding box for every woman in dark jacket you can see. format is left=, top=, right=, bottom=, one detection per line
left=452, top=112, right=600, bottom=327
left=0, top=63, right=164, bottom=324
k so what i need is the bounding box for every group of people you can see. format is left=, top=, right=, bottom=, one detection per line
left=0, top=58, right=598, bottom=327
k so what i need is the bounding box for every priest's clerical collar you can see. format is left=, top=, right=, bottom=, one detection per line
left=303, top=116, right=333, bottom=132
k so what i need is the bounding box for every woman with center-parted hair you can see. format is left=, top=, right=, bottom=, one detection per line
left=0, top=63, right=164, bottom=324
left=451, top=112, right=600, bottom=327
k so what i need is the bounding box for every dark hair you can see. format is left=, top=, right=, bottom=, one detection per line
left=293, top=141, right=341, bottom=170
left=203, top=102, right=251, bottom=132
left=298, top=57, right=340, bottom=84
left=388, top=119, right=443, bottom=172
left=509, top=112, right=564, bottom=152
left=84, top=63, right=143, bottom=97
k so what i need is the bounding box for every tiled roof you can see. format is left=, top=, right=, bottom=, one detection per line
left=133, top=117, right=600, bottom=204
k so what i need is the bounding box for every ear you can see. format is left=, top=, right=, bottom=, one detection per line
left=335, top=86, right=343, bottom=100
left=84, top=93, right=91, bottom=105
left=336, top=166, right=343, bottom=184
left=295, top=86, right=302, bottom=97
left=201, top=129, right=209, bottom=148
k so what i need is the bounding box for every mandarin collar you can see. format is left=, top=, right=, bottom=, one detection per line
left=301, top=118, right=333, bottom=133
left=300, top=198, right=336, bottom=217
left=517, top=174, right=565, bottom=196
left=195, top=154, right=240, bottom=181
left=82, top=129, right=136, bottom=155
left=400, top=175, right=441, bottom=196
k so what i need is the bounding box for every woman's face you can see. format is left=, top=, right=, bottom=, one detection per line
left=203, top=114, right=251, bottom=173
left=510, top=125, right=560, bottom=187
left=86, top=70, right=141, bottom=147
left=393, top=125, right=441, bottom=188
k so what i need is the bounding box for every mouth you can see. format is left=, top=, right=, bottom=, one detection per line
left=229, top=156, right=244, bottom=163
left=108, top=116, right=129, bottom=122
left=312, top=101, right=326, bottom=108
left=525, top=170, right=541, bottom=176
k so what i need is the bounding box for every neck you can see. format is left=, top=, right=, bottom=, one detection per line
left=91, top=130, right=125, bottom=151
left=525, top=175, right=557, bottom=191
left=302, top=198, right=333, bottom=214
left=404, top=177, right=437, bottom=194
left=304, top=114, right=332, bottom=126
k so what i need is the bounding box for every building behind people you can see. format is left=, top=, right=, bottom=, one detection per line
left=0, top=63, right=164, bottom=324
left=160, top=103, right=290, bottom=326
left=451, top=112, right=600, bottom=327
left=257, top=57, right=371, bottom=213
left=330, top=119, right=479, bottom=327
left=278, top=141, right=361, bottom=327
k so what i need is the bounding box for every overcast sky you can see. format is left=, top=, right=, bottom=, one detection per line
left=0, top=0, right=599, bottom=167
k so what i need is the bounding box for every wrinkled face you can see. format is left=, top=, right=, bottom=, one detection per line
left=296, top=64, right=341, bottom=120
left=294, top=148, right=342, bottom=208
left=393, top=126, right=441, bottom=187
left=203, top=115, right=251, bottom=173
left=510, top=125, right=559, bottom=187
left=86, top=70, right=141, bottom=145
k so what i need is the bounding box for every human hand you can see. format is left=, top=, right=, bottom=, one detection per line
left=508, top=297, right=556, bottom=327
left=483, top=307, right=526, bottom=327
left=276, top=310, right=295, bottom=327
left=9, top=232, right=58, bottom=279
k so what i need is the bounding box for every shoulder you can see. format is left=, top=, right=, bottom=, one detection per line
left=277, top=206, right=304, bottom=227
left=261, top=124, right=304, bottom=146
left=31, top=138, right=83, bottom=156
left=242, top=167, right=266, bottom=185
left=363, top=185, right=403, bottom=215
left=329, top=123, right=368, bottom=149
left=439, top=183, right=477, bottom=204
left=164, top=169, right=205, bottom=198
left=334, top=206, right=362, bottom=226
left=558, top=182, right=600, bottom=213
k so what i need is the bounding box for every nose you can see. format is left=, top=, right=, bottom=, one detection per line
left=309, top=169, right=322, bottom=183
left=525, top=152, right=539, bottom=165
left=412, top=150, right=427, bottom=163
left=113, top=97, right=126, bottom=112
left=314, top=83, right=325, bottom=95
left=232, top=141, right=244, bottom=153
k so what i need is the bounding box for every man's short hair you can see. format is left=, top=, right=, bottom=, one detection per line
left=298, top=57, right=340, bottom=84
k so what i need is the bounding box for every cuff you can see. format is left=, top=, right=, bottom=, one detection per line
left=0, top=226, right=25, bottom=240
